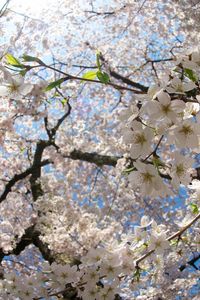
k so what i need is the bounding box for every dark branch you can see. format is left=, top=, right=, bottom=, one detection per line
left=2, top=147, right=200, bottom=205
left=109, top=69, right=149, bottom=92
left=85, top=10, right=115, bottom=16
left=0, top=225, right=54, bottom=264
left=99, top=52, right=148, bottom=92
left=0, top=0, right=10, bottom=17
left=64, top=149, right=119, bottom=167
left=0, top=149, right=119, bottom=204
left=180, top=253, right=200, bottom=271
left=0, top=159, right=50, bottom=203
left=51, top=104, right=72, bottom=136
left=30, top=140, right=51, bottom=201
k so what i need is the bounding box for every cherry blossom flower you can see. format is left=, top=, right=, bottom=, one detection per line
left=98, top=282, right=120, bottom=300
left=119, top=103, right=139, bottom=122
left=0, top=4, right=200, bottom=299
left=166, top=77, right=196, bottom=94
left=184, top=102, right=200, bottom=119
left=122, top=121, right=154, bottom=159
left=99, top=262, right=121, bottom=280
left=168, top=119, right=200, bottom=148
left=170, top=152, right=195, bottom=188
left=134, top=226, right=147, bottom=243
left=148, top=232, right=169, bottom=254
left=81, top=248, right=105, bottom=266
left=140, top=215, right=152, bottom=228
left=0, top=73, right=33, bottom=99
left=128, top=161, right=166, bottom=196
left=79, top=285, right=99, bottom=300
left=81, top=266, right=99, bottom=285
left=51, top=263, right=80, bottom=285
left=150, top=254, right=164, bottom=271
left=142, top=90, right=185, bottom=125
left=180, top=48, right=200, bottom=70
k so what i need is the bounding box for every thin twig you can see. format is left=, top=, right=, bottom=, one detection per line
left=135, top=212, right=200, bottom=266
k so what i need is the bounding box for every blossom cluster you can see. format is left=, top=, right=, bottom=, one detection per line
left=0, top=215, right=171, bottom=299
left=34, top=195, right=122, bottom=258
left=120, top=48, right=200, bottom=197
left=1, top=204, right=199, bottom=300
left=0, top=19, right=199, bottom=298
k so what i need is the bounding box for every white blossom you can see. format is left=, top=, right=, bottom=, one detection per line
left=142, top=90, right=185, bottom=125
left=0, top=73, right=32, bottom=98
left=128, top=161, right=166, bottom=196
left=122, top=121, right=154, bottom=159
left=168, top=119, right=200, bottom=148
left=148, top=232, right=169, bottom=254
left=166, top=77, right=196, bottom=94
left=170, top=152, right=194, bottom=188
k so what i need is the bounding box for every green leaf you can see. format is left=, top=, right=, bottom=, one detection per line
left=22, top=54, right=43, bottom=64
left=170, top=239, right=179, bottom=246
left=173, top=67, right=181, bottom=73
left=20, top=147, right=25, bottom=153
left=5, top=53, right=23, bottom=68
left=19, top=69, right=28, bottom=77
left=53, top=92, right=61, bottom=98
left=122, top=166, right=135, bottom=175
left=123, top=167, right=135, bottom=173
left=97, top=71, right=110, bottom=83
left=184, top=68, right=198, bottom=82
left=96, top=51, right=101, bottom=70
left=190, top=203, right=199, bottom=214
left=45, top=78, right=65, bottom=91
left=133, top=268, right=141, bottom=282
left=152, top=156, right=165, bottom=168
left=82, top=70, right=97, bottom=80
left=60, top=98, right=68, bottom=107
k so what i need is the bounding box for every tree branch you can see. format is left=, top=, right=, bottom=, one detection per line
left=0, top=159, right=50, bottom=203
left=64, top=149, right=119, bottom=167
left=30, top=140, right=51, bottom=201
left=179, top=253, right=200, bottom=271
left=0, top=225, right=55, bottom=264
left=25, top=61, right=146, bottom=94
left=109, top=69, right=149, bottom=92
left=98, top=52, right=149, bottom=92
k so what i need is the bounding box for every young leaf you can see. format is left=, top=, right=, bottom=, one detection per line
left=152, top=155, right=165, bottom=168
left=60, top=98, right=68, bottom=107
left=82, top=70, right=97, bottom=80
left=96, top=51, right=101, bottom=70
left=170, top=239, right=179, bottom=246
left=97, top=71, right=110, bottom=83
left=45, top=78, right=66, bottom=91
left=53, top=92, right=61, bottom=98
left=20, top=147, right=25, bottom=153
left=22, top=54, right=43, bottom=64
left=123, top=167, right=135, bottom=173
left=19, top=69, right=28, bottom=77
left=133, top=268, right=141, bottom=282
left=5, top=53, right=23, bottom=68
left=190, top=203, right=199, bottom=214
left=122, top=166, right=135, bottom=175
left=184, top=68, right=198, bottom=82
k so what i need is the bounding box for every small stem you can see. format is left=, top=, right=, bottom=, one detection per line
left=143, top=135, right=164, bottom=162
left=30, top=61, right=145, bottom=94
left=135, top=212, right=200, bottom=266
